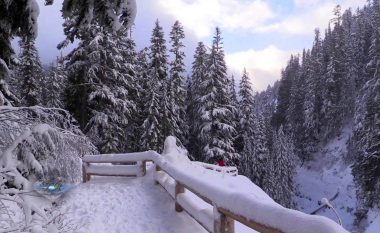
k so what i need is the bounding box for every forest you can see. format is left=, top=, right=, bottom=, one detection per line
left=0, top=0, right=379, bottom=232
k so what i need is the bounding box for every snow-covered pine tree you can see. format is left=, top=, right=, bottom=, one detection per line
left=141, top=20, right=170, bottom=152
left=169, top=20, right=188, bottom=144
left=83, top=27, right=135, bottom=153
left=0, top=0, right=40, bottom=106
left=302, top=29, right=323, bottom=157
left=321, top=7, right=346, bottom=140
left=117, top=29, right=140, bottom=152
left=271, top=55, right=299, bottom=130
left=270, top=126, right=295, bottom=208
left=188, top=42, right=209, bottom=160
left=42, top=57, right=66, bottom=108
left=198, top=27, right=238, bottom=165
left=237, top=69, right=255, bottom=174
left=352, top=0, right=380, bottom=211
left=18, top=36, right=44, bottom=106
left=58, top=0, right=137, bottom=48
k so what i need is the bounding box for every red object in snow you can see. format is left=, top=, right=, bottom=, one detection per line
left=217, top=159, right=225, bottom=167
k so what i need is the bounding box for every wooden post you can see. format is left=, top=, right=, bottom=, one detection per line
left=213, top=206, right=234, bottom=233
left=82, top=162, right=90, bottom=183
left=141, top=161, right=146, bottom=176
left=155, top=165, right=161, bottom=184
left=175, top=181, right=185, bottom=212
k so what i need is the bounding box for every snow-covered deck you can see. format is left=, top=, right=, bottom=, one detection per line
left=76, top=136, right=349, bottom=233
left=59, top=170, right=209, bottom=233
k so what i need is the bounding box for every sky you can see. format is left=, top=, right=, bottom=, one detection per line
left=29, top=0, right=367, bottom=91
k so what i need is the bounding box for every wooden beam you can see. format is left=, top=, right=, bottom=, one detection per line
left=218, top=208, right=283, bottom=233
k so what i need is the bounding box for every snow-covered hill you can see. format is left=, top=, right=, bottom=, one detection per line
left=293, top=125, right=380, bottom=232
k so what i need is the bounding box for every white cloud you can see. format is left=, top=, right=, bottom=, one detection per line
left=258, top=0, right=367, bottom=36
left=225, top=45, right=292, bottom=91
left=156, top=0, right=275, bottom=38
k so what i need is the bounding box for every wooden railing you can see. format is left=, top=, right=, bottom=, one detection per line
left=82, top=146, right=348, bottom=233
left=82, top=152, right=152, bottom=182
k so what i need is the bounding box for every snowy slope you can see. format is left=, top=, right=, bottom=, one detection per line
left=293, top=125, right=380, bottom=233
left=294, top=125, right=357, bottom=230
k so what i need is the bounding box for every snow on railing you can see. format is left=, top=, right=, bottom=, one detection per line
left=192, top=161, right=238, bottom=176
left=82, top=136, right=349, bottom=233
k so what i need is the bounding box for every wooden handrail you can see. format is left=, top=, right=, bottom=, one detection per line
left=82, top=146, right=348, bottom=233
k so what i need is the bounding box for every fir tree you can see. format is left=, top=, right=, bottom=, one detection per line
left=198, top=27, right=238, bottom=165
left=169, top=20, right=187, bottom=144
left=270, top=126, right=295, bottom=208
left=18, top=37, right=43, bottom=106
left=43, top=58, right=66, bottom=108
left=188, top=42, right=209, bottom=160
left=141, top=20, right=170, bottom=152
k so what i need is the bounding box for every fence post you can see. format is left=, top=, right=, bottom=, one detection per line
left=154, top=165, right=161, bottom=184
left=82, top=162, right=90, bottom=183
left=175, top=181, right=185, bottom=212
left=213, top=206, right=234, bottom=233
left=137, top=161, right=147, bottom=177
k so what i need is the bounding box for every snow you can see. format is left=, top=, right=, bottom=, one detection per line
left=366, top=210, right=380, bottom=233
left=154, top=138, right=348, bottom=233
left=58, top=172, right=207, bottom=233
left=294, top=125, right=357, bottom=230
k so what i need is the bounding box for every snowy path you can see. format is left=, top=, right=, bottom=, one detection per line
left=58, top=172, right=207, bottom=233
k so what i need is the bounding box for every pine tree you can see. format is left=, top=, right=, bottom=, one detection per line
left=18, top=37, right=43, bottom=106
left=84, top=27, right=135, bottom=153
left=198, top=27, right=238, bottom=165
left=169, top=20, right=187, bottom=144
left=270, top=126, right=295, bottom=208
left=0, top=0, right=39, bottom=105
left=188, top=42, right=208, bottom=160
left=117, top=29, right=140, bottom=152
left=352, top=0, right=380, bottom=210
left=43, top=58, right=66, bottom=108
left=141, top=20, right=170, bottom=152
left=237, top=68, right=255, bottom=173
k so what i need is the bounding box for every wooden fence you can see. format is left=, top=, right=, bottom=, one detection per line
left=82, top=151, right=348, bottom=233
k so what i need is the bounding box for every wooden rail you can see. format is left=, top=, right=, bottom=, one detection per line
left=82, top=153, right=150, bottom=182
left=82, top=143, right=348, bottom=233
left=154, top=164, right=280, bottom=233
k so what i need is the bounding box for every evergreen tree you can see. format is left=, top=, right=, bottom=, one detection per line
left=141, top=20, right=170, bottom=152
left=198, top=27, right=238, bottom=165
left=84, top=27, right=135, bottom=153
left=188, top=42, right=208, bottom=160
left=238, top=69, right=255, bottom=173
left=169, top=20, right=187, bottom=144
left=43, top=58, right=66, bottom=108
left=270, top=126, right=295, bottom=208
left=18, top=37, right=43, bottom=106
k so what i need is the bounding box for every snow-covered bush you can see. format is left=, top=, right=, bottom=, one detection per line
left=0, top=106, right=97, bottom=231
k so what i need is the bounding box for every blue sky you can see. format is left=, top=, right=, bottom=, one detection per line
left=31, top=0, right=367, bottom=91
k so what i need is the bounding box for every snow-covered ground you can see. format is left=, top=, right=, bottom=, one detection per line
left=293, top=125, right=380, bottom=232
left=58, top=173, right=207, bottom=233
left=58, top=168, right=259, bottom=233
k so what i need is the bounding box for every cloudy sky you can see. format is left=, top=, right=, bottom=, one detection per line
left=32, top=0, right=366, bottom=91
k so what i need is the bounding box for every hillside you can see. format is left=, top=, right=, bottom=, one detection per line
left=294, top=125, right=380, bottom=232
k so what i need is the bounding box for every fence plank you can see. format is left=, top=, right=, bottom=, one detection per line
left=219, top=208, right=282, bottom=233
